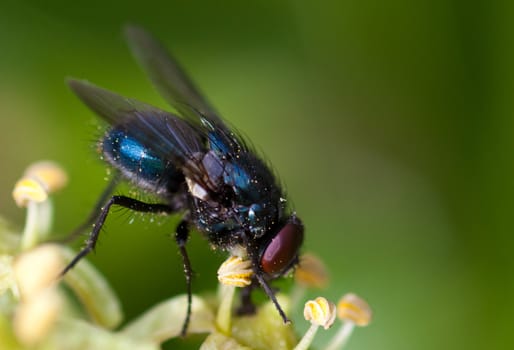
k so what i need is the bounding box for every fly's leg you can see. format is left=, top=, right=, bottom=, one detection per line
left=61, top=195, right=173, bottom=275
left=58, top=173, right=121, bottom=243
left=175, top=219, right=193, bottom=337
left=241, top=232, right=290, bottom=324
left=253, top=270, right=290, bottom=324
left=237, top=284, right=257, bottom=316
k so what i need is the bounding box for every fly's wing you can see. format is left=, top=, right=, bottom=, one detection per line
left=124, top=25, right=249, bottom=161
left=124, top=25, right=223, bottom=127
left=68, top=79, right=207, bottom=180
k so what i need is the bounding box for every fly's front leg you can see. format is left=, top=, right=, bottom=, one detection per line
left=242, top=232, right=290, bottom=325
left=61, top=195, right=173, bottom=276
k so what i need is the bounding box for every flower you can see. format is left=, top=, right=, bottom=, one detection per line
left=293, top=297, right=337, bottom=350
left=0, top=161, right=372, bottom=349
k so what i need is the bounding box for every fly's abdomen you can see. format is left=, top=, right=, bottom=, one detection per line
left=102, top=127, right=184, bottom=194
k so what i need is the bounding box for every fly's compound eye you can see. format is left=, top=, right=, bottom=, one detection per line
left=260, top=218, right=304, bottom=277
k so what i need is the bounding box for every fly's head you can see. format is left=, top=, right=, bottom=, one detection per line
left=255, top=214, right=304, bottom=279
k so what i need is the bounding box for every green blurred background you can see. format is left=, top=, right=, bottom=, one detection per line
left=1, top=0, right=513, bottom=349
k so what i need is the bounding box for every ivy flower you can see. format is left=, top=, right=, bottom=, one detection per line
left=0, top=161, right=372, bottom=349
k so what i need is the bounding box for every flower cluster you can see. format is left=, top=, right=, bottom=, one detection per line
left=0, top=161, right=372, bottom=349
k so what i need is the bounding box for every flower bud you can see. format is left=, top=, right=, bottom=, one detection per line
left=13, top=287, right=61, bottom=346
left=13, top=244, right=64, bottom=301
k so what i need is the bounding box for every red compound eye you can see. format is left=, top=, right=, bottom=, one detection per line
left=260, top=219, right=304, bottom=276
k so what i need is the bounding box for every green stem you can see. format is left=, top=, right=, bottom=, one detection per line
left=293, top=324, right=319, bottom=350
left=20, top=202, right=40, bottom=251
left=325, top=321, right=355, bottom=350
left=216, top=284, right=236, bottom=335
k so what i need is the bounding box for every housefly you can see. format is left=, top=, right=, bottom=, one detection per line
left=63, top=25, right=304, bottom=335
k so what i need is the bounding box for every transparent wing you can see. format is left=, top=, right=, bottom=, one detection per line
left=68, top=79, right=205, bottom=165
left=124, top=25, right=252, bottom=159
left=124, top=25, right=225, bottom=127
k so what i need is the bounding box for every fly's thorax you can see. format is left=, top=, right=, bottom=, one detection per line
left=187, top=148, right=286, bottom=241
left=234, top=203, right=280, bottom=237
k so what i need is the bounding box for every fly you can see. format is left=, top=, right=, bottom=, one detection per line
left=62, top=25, right=304, bottom=336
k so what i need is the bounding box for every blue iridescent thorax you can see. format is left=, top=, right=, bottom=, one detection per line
left=101, top=127, right=183, bottom=195
left=192, top=130, right=284, bottom=243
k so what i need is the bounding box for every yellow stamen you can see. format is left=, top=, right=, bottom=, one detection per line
left=12, top=178, right=48, bottom=207
left=337, top=293, right=372, bottom=326
left=303, top=296, right=336, bottom=329
left=295, top=297, right=336, bottom=350
left=217, top=256, right=253, bottom=287
left=294, top=253, right=329, bottom=289
left=24, top=161, right=68, bottom=194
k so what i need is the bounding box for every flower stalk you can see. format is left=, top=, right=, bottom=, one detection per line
left=12, top=161, right=67, bottom=250
left=216, top=255, right=253, bottom=335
